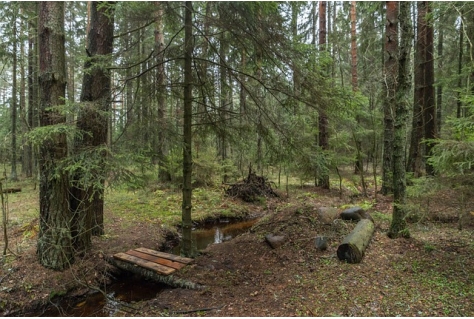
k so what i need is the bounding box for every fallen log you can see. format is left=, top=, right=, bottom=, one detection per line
left=105, top=255, right=204, bottom=290
left=316, top=207, right=340, bottom=225
left=337, top=219, right=374, bottom=263
left=340, top=206, right=374, bottom=223
left=1, top=188, right=21, bottom=194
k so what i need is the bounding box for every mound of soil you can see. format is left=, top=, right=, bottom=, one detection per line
left=225, top=170, right=278, bottom=202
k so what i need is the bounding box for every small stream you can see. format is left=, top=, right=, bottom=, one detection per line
left=22, top=218, right=258, bottom=317
left=171, top=218, right=258, bottom=255
left=26, top=275, right=165, bottom=317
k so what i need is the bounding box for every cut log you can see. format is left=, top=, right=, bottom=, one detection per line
left=340, top=206, right=374, bottom=223
left=337, top=219, right=374, bottom=263
left=316, top=207, right=340, bottom=225
left=1, top=188, right=21, bottom=194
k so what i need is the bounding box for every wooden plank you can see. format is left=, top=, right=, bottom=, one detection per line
left=113, top=252, right=175, bottom=275
left=135, top=247, right=193, bottom=264
left=126, top=250, right=186, bottom=270
left=106, top=256, right=204, bottom=289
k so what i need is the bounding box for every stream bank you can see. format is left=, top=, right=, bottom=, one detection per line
left=16, top=218, right=259, bottom=317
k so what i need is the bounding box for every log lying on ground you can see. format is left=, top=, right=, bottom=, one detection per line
left=316, top=207, right=340, bottom=225
left=105, top=255, right=204, bottom=290
left=1, top=188, right=21, bottom=194
left=337, top=219, right=374, bottom=263
left=340, top=206, right=374, bottom=223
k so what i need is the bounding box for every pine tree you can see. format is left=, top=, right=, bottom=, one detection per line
left=37, top=1, right=73, bottom=270
left=389, top=1, right=411, bottom=239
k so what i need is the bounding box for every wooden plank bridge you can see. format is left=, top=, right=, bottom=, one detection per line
left=113, top=247, right=193, bottom=276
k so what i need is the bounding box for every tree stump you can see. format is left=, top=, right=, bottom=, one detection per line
left=316, top=207, right=340, bottom=225
left=337, top=219, right=374, bottom=263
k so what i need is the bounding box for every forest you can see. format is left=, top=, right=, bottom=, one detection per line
left=0, top=1, right=473, bottom=317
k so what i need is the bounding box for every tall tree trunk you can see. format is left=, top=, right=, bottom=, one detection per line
left=423, top=1, right=436, bottom=176
left=467, top=7, right=474, bottom=100
left=25, top=15, right=37, bottom=178
left=217, top=8, right=229, bottom=181
left=10, top=12, right=18, bottom=182
left=181, top=1, right=194, bottom=258
left=239, top=48, right=246, bottom=174
left=381, top=1, right=397, bottom=195
left=19, top=16, right=27, bottom=177
left=350, top=1, right=358, bottom=91
left=37, top=1, right=73, bottom=270
left=389, top=1, right=411, bottom=239
left=457, top=13, right=464, bottom=119
left=154, top=1, right=171, bottom=182
left=291, top=2, right=301, bottom=114
left=70, top=1, right=115, bottom=252
left=318, top=0, right=330, bottom=189
left=351, top=1, right=363, bottom=176
left=407, top=1, right=427, bottom=176
left=436, top=25, right=443, bottom=136
left=66, top=2, right=75, bottom=105
left=255, top=7, right=264, bottom=176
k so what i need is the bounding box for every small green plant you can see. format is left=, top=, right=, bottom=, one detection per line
left=371, top=211, right=392, bottom=223
left=424, top=243, right=435, bottom=252
left=319, top=257, right=334, bottom=266
left=49, top=289, right=67, bottom=299
left=411, top=260, right=420, bottom=273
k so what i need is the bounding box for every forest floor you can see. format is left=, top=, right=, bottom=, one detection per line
left=1, top=173, right=474, bottom=317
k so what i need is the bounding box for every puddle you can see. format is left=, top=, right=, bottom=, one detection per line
left=171, top=218, right=258, bottom=255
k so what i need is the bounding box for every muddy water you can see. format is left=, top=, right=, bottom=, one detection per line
left=24, top=218, right=257, bottom=317
left=25, top=275, right=165, bottom=317
left=171, top=218, right=258, bottom=255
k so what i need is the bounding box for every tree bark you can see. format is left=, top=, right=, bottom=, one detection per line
left=436, top=25, right=443, bottom=136
left=318, top=1, right=330, bottom=189
left=19, top=16, right=27, bottom=177
left=37, top=1, right=74, bottom=270
left=457, top=13, right=463, bottom=119
left=351, top=1, right=364, bottom=179
left=337, top=219, right=375, bottom=263
left=26, top=9, right=38, bottom=178
left=423, top=2, right=436, bottom=176
left=154, top=1, right=171, bottom=182
left=217, top=5, right=229, bottom=181
left=350, top=1, right=358, bottom=92
left=381, top=1, right=398, bottom=195
left=407, top=1, right=428, bottom=176
left=70, top=1, right=115, bottom=252
left=10, top=10, right=18, bottom=182
left=181, top=1, right=194, bottom=258
left=389, top=1, right=411, bottom=239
